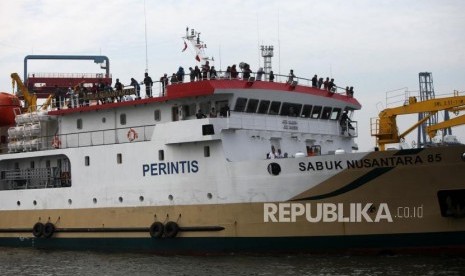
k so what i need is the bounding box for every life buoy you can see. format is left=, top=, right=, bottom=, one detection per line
left=51, top=135, right=61, bottom=149
left=43, top=222, right=55, bottom=238
left=127, top=128, right=138, bottom=142
left=32, top=222, right=44, bottom=238
left=149, top=222, right=164, bottom=238
left=164, top=221, right=179, bottom=238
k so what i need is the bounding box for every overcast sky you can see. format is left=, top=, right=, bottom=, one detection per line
left=1, top=0, right=464, bottom=150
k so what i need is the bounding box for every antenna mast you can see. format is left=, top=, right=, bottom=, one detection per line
left=183, top=27, right=213, bottom=64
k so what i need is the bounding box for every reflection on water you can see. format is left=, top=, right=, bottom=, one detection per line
left=0, top=247, right=464, bottom=276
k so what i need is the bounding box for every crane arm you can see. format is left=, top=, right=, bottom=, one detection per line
left=11, top=72, right=37, bottom=112
left=41, top=94, right=54, bottom=110
left=426, top=114, right=465, bottom=138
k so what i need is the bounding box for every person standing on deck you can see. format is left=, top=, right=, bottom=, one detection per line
left=143, top=72, right=153, bottom=98
left=130, top=78, right=140, bottom=99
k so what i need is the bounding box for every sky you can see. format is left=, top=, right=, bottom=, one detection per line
left=1, top=0, right=464, bottom=151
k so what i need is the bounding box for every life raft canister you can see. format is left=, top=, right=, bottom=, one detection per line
left=164, top=221, right=179, bottom=238
left=149, top=222, right=164, bottom=238
left=127, top=128, right=138, bottom=142
left=32, top=222, right=44, bottom=238
left=43, top=222, right=56, bottom=238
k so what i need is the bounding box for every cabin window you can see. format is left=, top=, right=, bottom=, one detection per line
left=204, top=146, right=210, bottom=157
left=199, top=102, right=211, bottom=115
left=85, top=156, right=90, bottom=166
left=330, top=108, right=342, bottom=120
left=234, top=97, right=248, bottom=112
left=158, top=150, right=164, bottom=161
left=14, top=162, right=19, bottom=169
left=187, top=103, right=196, bottom=116
left=311, top=106, right=322, bottom=119
left=246, top=99, right=259, bottom=113
left=257, top=100, right=270, bottom=114
left=30, top=161, right=35, bottom=169
left=117, top=153, right=122, bottom=164
left=45, top=160, right=51, bottom=168
left=77, top=118, right=83, bottom=129
left=120, top=114, right=127, bottom=125
left=154, top=109, right=161, bottom=121
left=280, top=103, right=302, bottom=117
left=301, top=105, right=313, bottom=118
left=202, top=124, right=215, bottom=135
left=321, top=107, right=332, bottom=119
left=102, top=117, right=106, bottom=123
left=269, top=101, right=281, bottom=115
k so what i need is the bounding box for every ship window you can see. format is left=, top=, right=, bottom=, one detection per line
left=120, top=114, right=127, bottom=125
left=102, top=117, right=106, bottom=123
left=204, top=146, right=210, bottom=157
left=234, top=97, right=248, bottom=112
left=77, top=118, right=83, bottom=129
left=257, top=100, right=270, bottom=114
left=321, top=107, right=332, bottom=119
left=30, top=161, right=35, bottom=169
left=311, top=106, right=322, bottom=119
left=280, top=103, right=302, bottom=117
left=117, top=153, right=122, bottom=164
left=330, top=108, right=342, bottom=120
left=46, top=160, right=51, bottom=168
left=14, top=162, right=19, bottom=169
left=246, top=99, right=259, bottom=113
left=154, top=109, right=161, bottom=121
left=301, top=105, right=313, bottom=118
left=158, top=150, right=164, bottom=161
left=85, top=156, right=90, bottom=166
left=202, top=124, right=215, bottom=135
left=269, top=101, right=281, bottom=115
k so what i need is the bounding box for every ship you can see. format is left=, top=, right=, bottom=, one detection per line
left=0, top=29, right=464, bottom=254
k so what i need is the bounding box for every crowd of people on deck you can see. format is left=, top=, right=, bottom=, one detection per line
left=52, top=61, right=355, bottom=110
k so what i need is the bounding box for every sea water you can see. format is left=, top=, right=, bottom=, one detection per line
left=0, top=247, right=464, bottom=276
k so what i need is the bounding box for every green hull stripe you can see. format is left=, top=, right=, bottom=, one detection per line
left=296, top=167, right=394, bottom=201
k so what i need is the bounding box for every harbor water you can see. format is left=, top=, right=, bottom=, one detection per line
left=1, top=247, right=464, bottom=276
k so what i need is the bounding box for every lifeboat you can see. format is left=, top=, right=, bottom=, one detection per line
left=0, top=92, right=21, bottom=126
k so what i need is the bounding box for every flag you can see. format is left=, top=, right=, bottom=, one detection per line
left=182, top=41, right=188, bottom=52
left=195, top=55, right=200, bottom=62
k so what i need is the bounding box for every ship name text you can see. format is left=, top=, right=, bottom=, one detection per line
left=143, top=160, right=199, bottom=176
left=299, top=154, right=441, bottom=171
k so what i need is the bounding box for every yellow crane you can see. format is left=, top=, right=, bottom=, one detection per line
left=371, top=94, right=465, bottom=150
left=11, top=72, right=37, bottom=112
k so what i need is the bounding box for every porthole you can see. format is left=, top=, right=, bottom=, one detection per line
left=93, top=198, right=97, bottom=204
left=139, top=196, right=144, bottom=202
left=119, top=196, right=123, bottom=203
left=17, top=201, right=21, bottom=206
left=68, top=199, right=72, bottom=205
left=267, top=162, right=281, bottom=176
left=168, top=195, right=173, bottom=201
left=33, top=200, right=37, bottom=206
left=207, top=193, right=212, bottom=199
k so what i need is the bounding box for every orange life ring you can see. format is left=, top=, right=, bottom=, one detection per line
left=52, top=135, right=61, bottom=149
left=127, top=128, right=138, bottom=142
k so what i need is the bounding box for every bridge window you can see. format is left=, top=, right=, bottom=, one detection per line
left=234, top=97, right=247, bottom=112
left=246, top=99, right=259, bottom=113
left=77, top=118, right=83, bottom=129
left=331, top=108, right=342, bottom=120
left=280, top=103, right=302, bottom=117
left=257, top=100, right=270, bottom=114
left=120, top=114, right=127, bottom=125
left=321, top=107, right=332, bottom=119
left=311, top=106, right=322, bottom=119
left=269, top=101, right=281, bottom=115
left=301, top=105, right=313, bottom=118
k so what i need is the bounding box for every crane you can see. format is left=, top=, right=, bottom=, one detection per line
left=11, top=72, right=37, bottom=112
left=371, top=95, right=465, bottom=150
